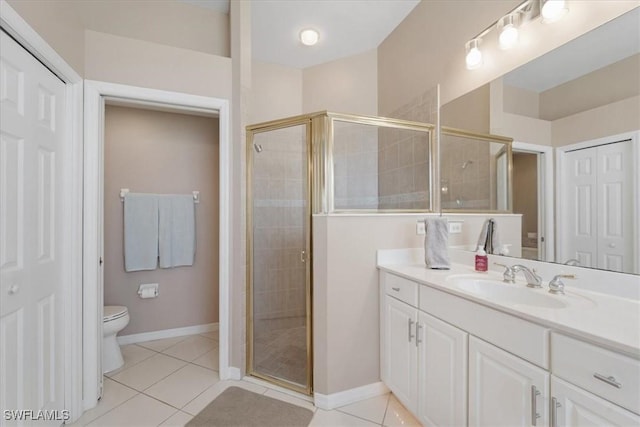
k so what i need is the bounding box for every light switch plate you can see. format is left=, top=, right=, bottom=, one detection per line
left=449, top=222, right=463, bottom=234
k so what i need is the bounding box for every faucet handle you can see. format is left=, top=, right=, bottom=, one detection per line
left=549, top=274, right=576, bottom=295
left=494, top=263, right=515, bottom=283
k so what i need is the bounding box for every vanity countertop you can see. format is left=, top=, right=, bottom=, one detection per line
left=378, top=262, right=640, bottom=358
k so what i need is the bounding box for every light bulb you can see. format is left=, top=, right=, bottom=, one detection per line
left=300, top=29, right=319, bottom=46
left=499, top=24, right=519, bottom=49
left=498, top=14, right=519, bottom=50
left=465, top=39, right=483, bottom=70
left=541, top=0, right=568, bottom=23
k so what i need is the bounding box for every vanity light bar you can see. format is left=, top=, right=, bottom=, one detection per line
left=464, top=0, right=569, bottom=70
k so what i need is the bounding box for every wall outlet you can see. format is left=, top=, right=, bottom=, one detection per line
left=416, top=221, right=426, bottom=235
left=449, top=222, right=463, bottom=234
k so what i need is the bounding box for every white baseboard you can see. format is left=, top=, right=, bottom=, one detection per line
left=314, top=381, right=389, bottom=410
left=224, top=366, right=242, bottom=381
left=117, top=322, right=219, bottom=345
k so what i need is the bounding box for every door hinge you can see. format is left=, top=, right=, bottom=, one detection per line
left=99, top=257, right=103, bottom=266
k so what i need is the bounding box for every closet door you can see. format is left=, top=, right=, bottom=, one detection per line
left=596, top=140, right=633, bottom=273
left=561, top=139, right=635, bottom=273
left=562, top=147, right=598, bottom=267
left=1, top=31, right=67, bottom=424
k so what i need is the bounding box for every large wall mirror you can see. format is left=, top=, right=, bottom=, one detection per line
left=441, top=8, right=640, bottom=275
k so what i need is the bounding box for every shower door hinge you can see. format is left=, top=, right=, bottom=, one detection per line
left=301, top=250, right=306, bottom=263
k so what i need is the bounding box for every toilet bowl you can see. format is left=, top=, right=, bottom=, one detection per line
left=103, top=306, right=130, bottom=373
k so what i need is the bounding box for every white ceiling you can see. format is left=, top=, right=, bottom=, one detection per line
left=251, top=0, right=420, bottom=68
left=181, top=0, right=420, bottom=69
left=504, top=7, right=640, bottom=93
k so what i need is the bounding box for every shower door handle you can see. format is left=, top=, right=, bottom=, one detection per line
left=301, top=250, right=306, bottom=263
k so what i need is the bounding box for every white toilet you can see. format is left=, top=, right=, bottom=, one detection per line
left=103, top=306, right=130, bottom=373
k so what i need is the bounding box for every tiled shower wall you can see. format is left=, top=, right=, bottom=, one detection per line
left=251, top=126, right=307, bottom=336
left=333, top=121, right=379, bottom=209
left=440, top=133, right=492, bottom=210
left=378, top=87, right=439, bottom=209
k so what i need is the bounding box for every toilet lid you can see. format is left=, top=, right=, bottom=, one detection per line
left=104, top=306, right=128, bottom=322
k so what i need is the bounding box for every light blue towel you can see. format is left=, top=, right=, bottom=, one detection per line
left=124, top=194, right=159, bottom=272
left=159, top=195, right=196, bottom=268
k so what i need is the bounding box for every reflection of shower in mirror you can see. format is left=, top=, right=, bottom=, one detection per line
left=461, top=159, right=474, bottom=169
left=253, top=143, right=263, bottom=153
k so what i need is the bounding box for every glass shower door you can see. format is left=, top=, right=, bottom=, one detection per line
left=247, top=120, right=312, bottom=394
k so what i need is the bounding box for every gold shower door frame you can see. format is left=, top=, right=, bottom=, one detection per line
left=246, top=115, right=315, bottom=395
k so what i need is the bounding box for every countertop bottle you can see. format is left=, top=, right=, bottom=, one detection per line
left=475, top=246, right=488, bottom=272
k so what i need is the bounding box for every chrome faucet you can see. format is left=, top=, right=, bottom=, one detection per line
left=511, top=265, right=543, bottom=288
left=494, top=263, right=516, bottom=283
left=548, top=274, right=576, bottom=295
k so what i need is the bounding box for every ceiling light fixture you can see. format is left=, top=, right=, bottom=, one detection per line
left=498, top=14, right=519, bottom=50
left=300, top=29, right=320, bottom=46
left=540, top=0, right=568, bottom=23
left=463, top=0, right=569, bottom=70
left=465, top=39, right=483, bottom=70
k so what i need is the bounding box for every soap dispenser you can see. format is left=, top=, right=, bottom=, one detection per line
left=475, top=246, right=488, bottom=272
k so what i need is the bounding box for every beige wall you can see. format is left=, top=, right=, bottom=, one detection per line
left=551, top=95, right=640, bottom=146
left=104, top=106, right=219, bottom=335
left=540, top=53, right=640, bottom=121
left=77, top=0, right=229, bottom=58
left=7, top=0, right=85, bottom=75
left=513, top=153, right=538, bottom=248
left=313, top=213, right=521, bottom=395
left=6, top=0, right=230, bottom=77
left=251, top=61, right=303, bottom=123
left=441, top=84, right=490, bottom=133
left=303, top=49, right=378, bottom=115
left=504, top=85, right=540, bottom=119
left=84, top=30, right=232, bottom=100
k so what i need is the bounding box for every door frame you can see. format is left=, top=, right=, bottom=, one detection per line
left=83, top=80, right=232, bottom=408
left=0, top=2, right=84, bottom=421
left=512, top=142, right=554, bottom=262
left=556, top=130, right=640, bottom=273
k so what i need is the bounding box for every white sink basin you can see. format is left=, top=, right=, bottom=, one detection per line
left=446, top=275, right=594, bottom=310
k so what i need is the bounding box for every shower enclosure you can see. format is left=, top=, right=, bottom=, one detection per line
left=247, top=117, right=312, bottom=394
left=246, top=112, right=436, bottom=395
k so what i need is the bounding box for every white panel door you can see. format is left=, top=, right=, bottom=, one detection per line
left=562, top=147, right=597, bottom=267
left=596, top=140, right=633, bottom=273
left=383, top=296, right=418, bottom=414
left=417, top=311, right=468, bottom=427
left=1, top=31, right=66, bottom=425
left=551, top=376, right=640, bottom=426
left=469, top=337, right=549, bottom=427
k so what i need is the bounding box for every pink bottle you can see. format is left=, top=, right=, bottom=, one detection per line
left=475, top=246, right=488, bottom=272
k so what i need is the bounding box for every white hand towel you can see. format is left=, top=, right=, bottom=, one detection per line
left=124, top=194, right=159, bottom=272
left=424, top=217, right=450, bottom=269
left=159, top=195, right=196, bottom=268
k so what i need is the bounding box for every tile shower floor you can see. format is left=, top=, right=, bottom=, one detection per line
left=254, top=322, right=307, bottom=386
left=70, top=331, right=420, bottom=426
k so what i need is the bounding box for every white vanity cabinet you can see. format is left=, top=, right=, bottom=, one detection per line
left=417, top=311, right=467, bottom=427
left=379, top=270, right=640, bottom=427
left=550, top=376, right=640, bottom=426
left=550, top=333, right=640, bottom=426
left=383, top=295, right=418, bottom=413
left=381, top=273, right=468, bottom=425
left=468, top=337, right=549, bottom=427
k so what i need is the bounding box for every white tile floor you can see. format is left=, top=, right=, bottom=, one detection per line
left=71, top=332, right=420, bottom=427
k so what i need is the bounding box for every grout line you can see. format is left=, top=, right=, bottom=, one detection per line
left=335, top=407, right=386, bottom=426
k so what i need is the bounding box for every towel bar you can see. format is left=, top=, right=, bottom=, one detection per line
left=120, top=188, right=200, bottom=203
